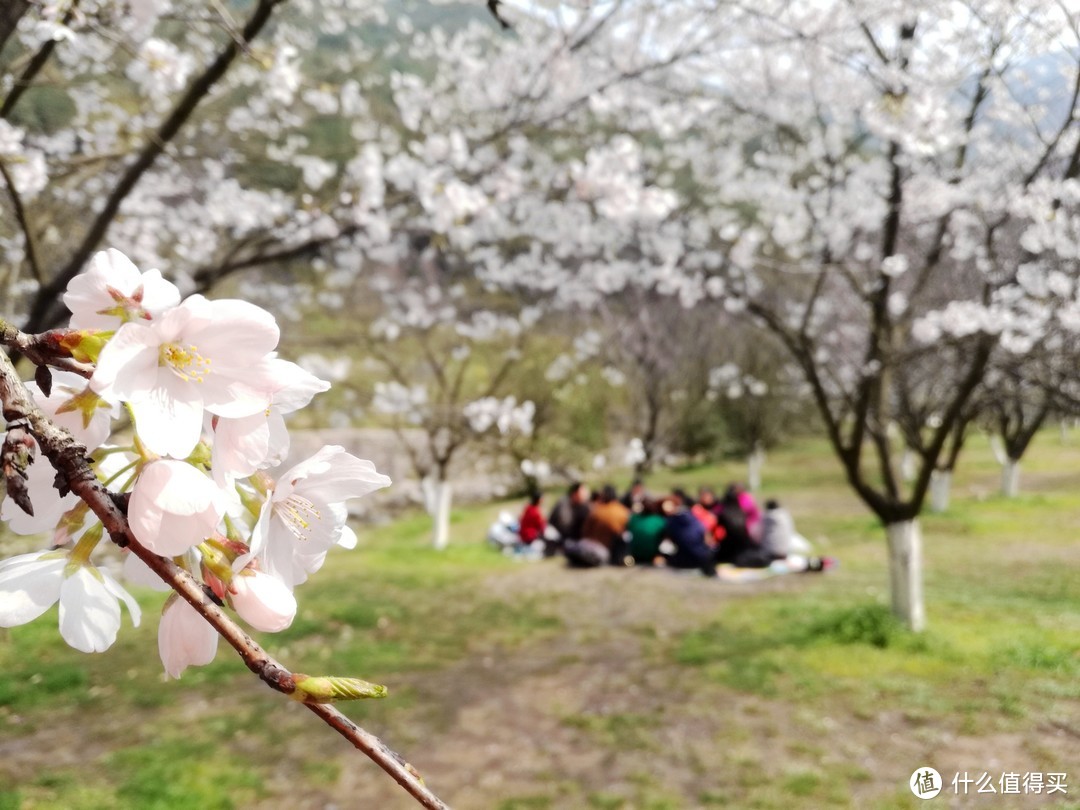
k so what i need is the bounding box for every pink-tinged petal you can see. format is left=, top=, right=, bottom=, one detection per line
left=135, top=460, right=217, bottom=516
left=90, top=322, right=162, bottom=401
left=290, top=447, right=392, bottom=503
left=137, top=268, right=182, bottom=317
left=59, top=566, right=121, bottom=653
left=100, top=571, right=142, bottom=628
left=201, top=375, right=273, bottom=419
left=129, top=460, right=225, bottom=556
left=187, top=299, right=280, bottom=360
left=149, top=300, right=197, bottom=343
left=141, top=511, right=219, bottom=557
left=229, top=570, right=296, bottom=632
left=338, top=525, right=358, bottom=550
left=292, top=549, right=329, bottom=582
left=212, top=412, right=271, bottom=486
left=247, top=498, right=273, bottom=563
left=267, top=358, right=330, bottom=413
left=129, top=377, right=204, bottom=458
left=263, top=412, right=291, bottom=470
left=0, top=552, right=65, bottom=626
left=158, top=595, right=218, bottom=678
left=121, top=550, right=170, bottom=592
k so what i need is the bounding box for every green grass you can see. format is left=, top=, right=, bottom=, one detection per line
left=2, top=431, right=1080, bottom=808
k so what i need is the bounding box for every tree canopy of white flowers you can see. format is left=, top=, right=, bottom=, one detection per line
left=3, top=0, right=1079, bottom=642
left=364, top=276, right=538, bottom=548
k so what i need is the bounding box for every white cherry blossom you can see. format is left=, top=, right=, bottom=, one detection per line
left=251, top=446, right=391, bottom=590
left=0, top=550, right=141, bottom=654
left=158, top=595, right=219, bottom=678
left=63, top=249, right=181, bottom=331
left=91, top=295, right=280, bottom=458
left=128, top=459, right=228, bottom=557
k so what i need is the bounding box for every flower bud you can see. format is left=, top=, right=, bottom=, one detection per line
left=56, top=330, right=111, bottom=364
left=229, top=569, right=296, bottom=632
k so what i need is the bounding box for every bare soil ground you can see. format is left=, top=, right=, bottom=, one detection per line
left=249, top=563, right=1079, bottom=809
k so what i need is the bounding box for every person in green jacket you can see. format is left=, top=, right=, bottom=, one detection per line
left=627, top=499, right=667, bottom=565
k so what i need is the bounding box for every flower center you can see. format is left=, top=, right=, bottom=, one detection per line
left=159, top=342, right=211, bottom=382
left=275, top=494, right=322, bottom=541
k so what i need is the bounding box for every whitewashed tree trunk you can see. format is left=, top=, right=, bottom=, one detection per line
left=422, top=477, right=454, bottom=550
left=747, top=442, right=765, bottom=492
left=989, top=435, right=1007, bottom=466
left=1001, top=458, right=1020, bottom=498
left=929, top=469, right=951, bottom=513
left=899, top=448, right=917, bottom=483
left=886, top=519, right=925, bottom=632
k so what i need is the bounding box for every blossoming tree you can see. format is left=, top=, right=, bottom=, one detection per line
left=366, top=279, right=536, bottom=548
left=677, top=0, right=1080, bottom=629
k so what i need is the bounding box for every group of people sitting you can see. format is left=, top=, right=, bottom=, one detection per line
left=495, top=480, right=824, bottom=577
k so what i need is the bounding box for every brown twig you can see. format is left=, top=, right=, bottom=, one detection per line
left=0, top=346, right=449, bottom=810
left=0, top=319, right=93, bottom=377
left=0, top=156, right=44, bottom=286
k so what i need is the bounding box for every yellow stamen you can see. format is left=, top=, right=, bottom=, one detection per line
left=159, top=342, right=211, bottom=382
left=275, top=494, right=322, bottom=541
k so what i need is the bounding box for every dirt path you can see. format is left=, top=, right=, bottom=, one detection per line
left=252, top=562, right=1078, bottom=809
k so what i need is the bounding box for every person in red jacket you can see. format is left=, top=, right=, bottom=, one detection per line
left=518, top=491, right=547, bottom=545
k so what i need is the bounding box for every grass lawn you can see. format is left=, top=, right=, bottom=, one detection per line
left=1, top=432, right=1079, bottom=809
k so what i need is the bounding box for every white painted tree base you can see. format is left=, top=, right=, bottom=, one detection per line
left=886, top=519, right=925, bottom=632
left=747, top=444, right=765, bottom=492
left=929, top=470, right=951, bottom=513
left=422, top=478, right=453, bottom=550
left=1001, top=459, right=1020, bottom=498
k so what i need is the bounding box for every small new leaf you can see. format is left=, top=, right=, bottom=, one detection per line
left=290, top=674, right=389, bottom=704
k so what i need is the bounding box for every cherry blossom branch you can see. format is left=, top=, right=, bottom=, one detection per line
left=0, top=0, right=81, bottom=120
left=22, top=0, right=289, bottom=335
left=0, top=0, right=30, bottom=60
left=0, top=156, right=43, bottom=286
left=0, top=346, right=449, bottom=810
left=0, top=319, right=93, bottom=377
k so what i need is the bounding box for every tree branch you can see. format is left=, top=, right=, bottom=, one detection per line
left=0, top=155, right=44, bottom=286
left=0, top=0, right=30, bottom=59
left=0, top=318, right=93, bottom=377
left=0, top=0, right=80, bottom=120
left=22, top=0, right=288, bottom=335
left=0, top=346, right=448, bottom=810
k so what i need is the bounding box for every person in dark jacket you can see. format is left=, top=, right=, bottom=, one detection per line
left=620, top=478, right=647, bottom=511
left=661, top=493, right=716, bottom=577
left=548, top=481, right=590, bottom=546
left=715, top=488, right=771, bottom=568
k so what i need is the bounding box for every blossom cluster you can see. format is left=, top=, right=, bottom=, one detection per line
left=0, top=250, right=391, bottom=676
